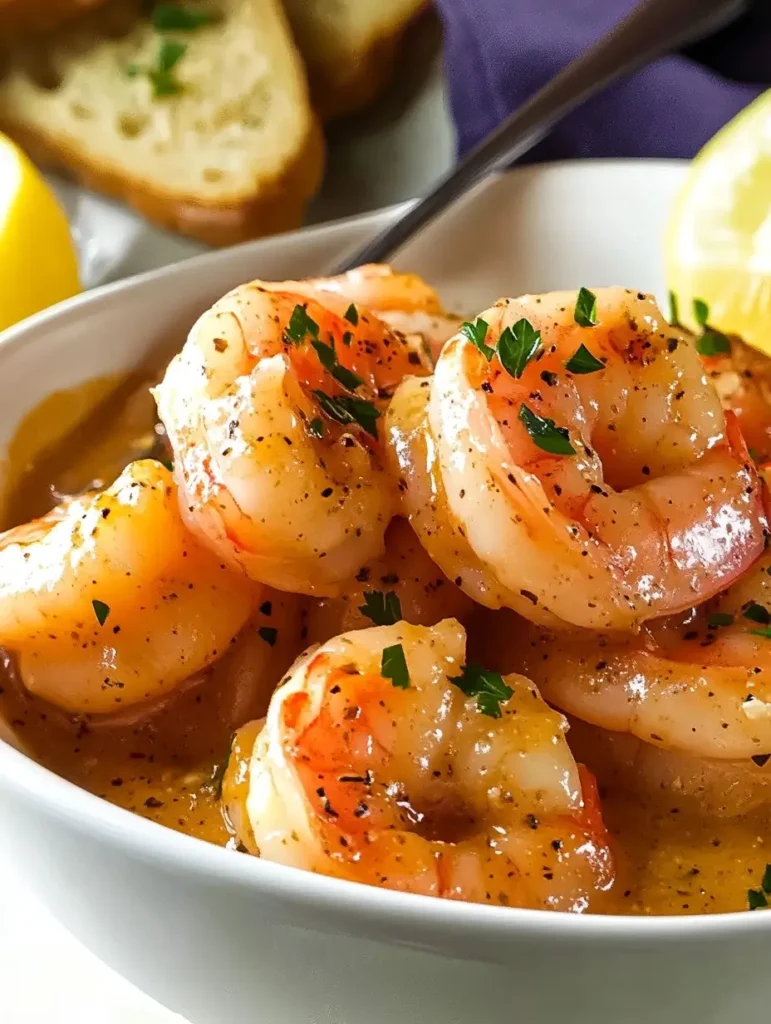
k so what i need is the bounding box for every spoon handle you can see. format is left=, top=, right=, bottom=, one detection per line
left=333, top=0, right=746, bottom=274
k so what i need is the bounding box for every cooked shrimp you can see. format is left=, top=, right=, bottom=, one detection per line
left=567, top=718, right=771, bottom=818
left=701, top=334, right=771, bottom=461
left=222, top=718, right=262, bottom=852
left=508, top=540, right=771, bottom=760
left=0, top=460, right=259, bottom=714
left=278, top=264, right=443, bottom=317
left=387, top=288, right=767, bottom=630
left=211, top=588, right=306, bottom=729
left=271, top=264, right=462, bottom=364
left=155, top=275, right=432, bottom=597
left=233, top=619, right=614, bottom=911
left=304, top=517, right=475, bottom=646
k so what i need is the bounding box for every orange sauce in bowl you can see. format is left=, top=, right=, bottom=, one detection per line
left=0, top=656, right=231, bottom=846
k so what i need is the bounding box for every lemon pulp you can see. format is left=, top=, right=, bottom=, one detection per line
left=666, top=91, right=771, bottom=353
left=0, top=133, right=80, bottom=333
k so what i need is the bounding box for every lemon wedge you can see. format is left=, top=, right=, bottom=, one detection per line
left=666, top=91, right=771, bottom=352
left=0, top=133, right=80, bottom=333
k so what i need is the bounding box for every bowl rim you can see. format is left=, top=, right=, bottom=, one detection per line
left=3, top=157, right=768, bottom=944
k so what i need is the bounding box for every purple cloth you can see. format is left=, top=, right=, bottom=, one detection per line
left=434, top=0, right=769, bottom=161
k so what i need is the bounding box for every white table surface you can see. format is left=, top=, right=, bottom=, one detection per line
left=0, top=865, right=181, bottom=1023
left=0, top=25, right=452, bottom=1023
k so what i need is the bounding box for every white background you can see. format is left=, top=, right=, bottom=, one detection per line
left=0, top=862, right=179, bottom=1023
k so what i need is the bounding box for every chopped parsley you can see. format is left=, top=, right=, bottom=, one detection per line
left=574, top=287, right=599, bottom=328
left=747, top=864, right=771, bottom=910
left=258, top=626, right=278, bottom=646
left=360, top=591, right=402, bottom=626
left=750, top=627, right=771, bottom=640
left=342, top=331, right=353, bottom=347
left=693, top=298, right=710, bottom=327
left=692, top=297, right=731, bottom=356
left=744, top=602, right=771, bottom=625
left=312, top=390, right=380, bottom=438
left=668, top=290, right=680, bottom=326
left=285, top=304, right=319, bottom=344
left=148, top=39, right=187, bottom=96
left=159, top=456, right=174, bottom=471
left=308, top=417, right=324, bottom=438
left=497, top=318, right=542, bottom=378
left=344, top=303, right=359, bottom=326
left=460, top=317, right=494, bottom=361
left=311, top=337, right=363, bottom=392
left=748, top=888, right=768, bottom=910
left=381, top=643, right=410, bottom=689
left=707, top=612, right=733, bottom=628
left=450, top=663, right=514, bottom=718
left=696, top=329, right=731, bottom=357
left=152, top=4, right=219, bottom=30
left=126, top=38, right=188, bottom=95
left=92, top=599, right=110, bottom=626
left=519, top=404, right=575, bottom=456
left=565, top=343, right=604, bottom=375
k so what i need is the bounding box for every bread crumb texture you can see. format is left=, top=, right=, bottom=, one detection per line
left=0, top=0, right=324, bottom=244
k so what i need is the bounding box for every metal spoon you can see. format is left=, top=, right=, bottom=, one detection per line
left=333, top=0, right=748, bottom=273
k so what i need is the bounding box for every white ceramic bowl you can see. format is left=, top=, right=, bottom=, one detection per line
left=1, top=162, right=768, bottom=1024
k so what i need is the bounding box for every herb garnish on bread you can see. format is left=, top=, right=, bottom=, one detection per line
left=0, top=0, right=324, bottom=245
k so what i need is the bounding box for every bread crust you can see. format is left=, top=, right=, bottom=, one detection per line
left=288, top=0, right=428, bottom=120
left=0, top=0, right=325, bottom=245
left=311, top=28, right=404, bottom=120
left=0, top=0, right=109, bottom=39
left=0, top=112, right=325, bottom=246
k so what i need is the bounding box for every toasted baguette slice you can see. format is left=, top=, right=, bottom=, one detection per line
left=0, top=0, right=324, bottom=245
left=282, top=0, right=427, bottom=119
left=0, top=0, right=108, bottom=40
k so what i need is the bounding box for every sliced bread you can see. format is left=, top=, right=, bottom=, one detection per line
left=0, top=0, right=324, bottom=245
left=0, top=0, right=109, bottom=41
left=282, top=0, right=427, bottom=119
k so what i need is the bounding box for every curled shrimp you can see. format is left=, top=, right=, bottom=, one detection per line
left=387, top=288, right=767, bottom=630
left=701, top=334, right=771, bottom=461
left=210, top=588, right=306, bottom=729
left=0, top=460, right=259, bottom=714
left=155, top=275, right=432, bottom=597
left=304, top=517, right=475, bottom=646
left=509, top=529, right=771, bottom=761
left=566, top=718, right=771, bottom=819
left=231, top=619, right=614, bottom=911
left=271, top=264, right=462, bottom=364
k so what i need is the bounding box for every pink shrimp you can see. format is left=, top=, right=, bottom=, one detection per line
left=0, top=460, right=259, bottom=714
left=232, top=619, right=614, bottom=911
left=387, top=287, right=767, bottom=629
left=154, top=274, right=432, bottom=597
